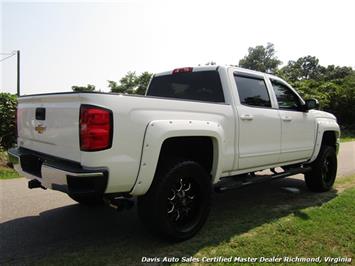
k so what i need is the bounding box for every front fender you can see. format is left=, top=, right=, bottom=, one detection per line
left=309, top=118, right=340, bottom=163
left=130, top=120, right=225, bottom=196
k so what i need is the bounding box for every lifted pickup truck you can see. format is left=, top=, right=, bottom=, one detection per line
left=9, top=66, right=340, bottom=241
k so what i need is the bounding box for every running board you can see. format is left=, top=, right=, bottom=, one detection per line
left=214, top=166, right=312, bottom=193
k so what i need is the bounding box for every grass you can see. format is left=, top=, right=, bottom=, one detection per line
left=340, top=129, right=355, bottom=142
left=174, top=180, right=355, bottom=266
left=0, top=166, right=20, bottom=179
left=32, top=175, right=355, bottom=266
left=0, top=150, right=20, bottom=179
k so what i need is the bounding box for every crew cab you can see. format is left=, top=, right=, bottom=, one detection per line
left=8, top=66, right=340, bottom=240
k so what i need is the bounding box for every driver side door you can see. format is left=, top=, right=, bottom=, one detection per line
left=270, top=79, right=316, bottom=163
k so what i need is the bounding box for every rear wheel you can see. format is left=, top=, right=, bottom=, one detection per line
left=137, top=159, right=211, bottom=241
left=305, top=145, right=337, bottom=192
left=68, top=193, right=104, bottom=205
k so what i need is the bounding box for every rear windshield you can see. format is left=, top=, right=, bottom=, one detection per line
left=147, top=71, right=225, bottom=103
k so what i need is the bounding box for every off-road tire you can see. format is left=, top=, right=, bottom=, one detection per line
left=137, top=159, right=211, bottom=241
left=305, top=145, right=337, bottom=192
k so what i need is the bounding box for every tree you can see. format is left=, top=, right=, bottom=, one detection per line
left=0, top=93, right=17, bottom=149
left=277, top=53, right=354, bottom=127
left=109, top=71, right=137, bottom=94
left=71, top=84, right=96, bottom=92
left=135, top=72, right=153, bottom=95
left=279, top=56, right=323, bottom=82
left=321, top=65, right=353, bottom=81
left=334, top=72, right=355, bottom=125
left=109, top=71, right=153, bottom=95
left=238, top=43, right=281, bottom=73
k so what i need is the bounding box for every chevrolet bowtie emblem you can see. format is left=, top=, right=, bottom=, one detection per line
left=35, top=124, right=46, bottom=134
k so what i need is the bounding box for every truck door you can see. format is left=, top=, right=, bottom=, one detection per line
left=269, top=78, right=316, bottom=162
left=234, top=72, right=281, bottom=169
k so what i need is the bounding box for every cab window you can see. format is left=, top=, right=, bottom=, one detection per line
left=234, top=75, right=271, bottom=108
left=147, top=71, right=225, bottom=103
left=271, top=79, right=302, bottom=110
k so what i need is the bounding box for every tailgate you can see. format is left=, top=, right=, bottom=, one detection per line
left=17, top=93, right=82, bottom=162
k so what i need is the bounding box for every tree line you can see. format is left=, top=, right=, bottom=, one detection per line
left=71, top=71, right=153, bottom=95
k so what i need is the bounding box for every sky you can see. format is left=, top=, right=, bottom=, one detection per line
left=1, top=0, right=355, bottom=95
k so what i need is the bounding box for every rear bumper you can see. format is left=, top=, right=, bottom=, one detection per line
left=8, top=147, right=108, bottom=196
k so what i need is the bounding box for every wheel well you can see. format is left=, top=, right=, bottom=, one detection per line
left=321, top=131, right=337, bottom=148
left=158, top=136, right=214, bottom=174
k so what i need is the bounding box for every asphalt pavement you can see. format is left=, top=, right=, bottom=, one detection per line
left=0, top=141, right=354, bottom=264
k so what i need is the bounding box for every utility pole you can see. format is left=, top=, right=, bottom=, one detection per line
left=17, top=50, right=20, bottom=96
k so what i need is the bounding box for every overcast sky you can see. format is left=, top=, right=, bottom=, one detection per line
left=1, top=0, right=355, bottom=95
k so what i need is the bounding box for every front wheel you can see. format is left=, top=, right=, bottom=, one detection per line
left=305, top=146, right=337, bottom=192
left=137, top=159, right=211, bottom=241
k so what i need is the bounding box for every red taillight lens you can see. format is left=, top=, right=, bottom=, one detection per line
left=172, top=67, right=193, bottom=74
left=80, top=105, right=113, bottom=151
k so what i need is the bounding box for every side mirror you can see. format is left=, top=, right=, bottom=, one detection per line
left=304, top=99, right=319, bottom=111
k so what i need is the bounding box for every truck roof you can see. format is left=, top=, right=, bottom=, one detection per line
left=154, top=65, right=280, bottom=79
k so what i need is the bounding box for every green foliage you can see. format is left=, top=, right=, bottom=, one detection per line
left=109, top=71, right=153, bottom=95
left=0, top=93, right=17, bottom=150
left=340, top=129, right=355, bottom=142
left=321, top=65, right=353, bottom=81
left=279, top=56, right=323, bottom=82
left=270, top=53, right=354, bottom=128
left=135, top=72, right=153, bottom=95
left=0, top=166, right=20, bottom=179
left=71, top=84, right=96, bottom=92
left=239, top=43, right=282, bottom=73
left=334, top=73, right=355, bottom=125
left=290, top=70, right=355, bottom=126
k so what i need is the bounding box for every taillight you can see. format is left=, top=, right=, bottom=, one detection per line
left=172, top=67, right=193, bottom=74
left=79, top=105, right=113, bottom=151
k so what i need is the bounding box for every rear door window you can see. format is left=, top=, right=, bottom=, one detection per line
left=147, top=71, right=225, bottom=103
left=234, top=75, right=272, bottom=108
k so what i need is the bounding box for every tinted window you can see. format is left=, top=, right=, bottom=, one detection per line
left=271, top=80, right=302, bottom=110
left=234, top=75, right=271, bottom=107
left=147, top=71, right=225, bottom=103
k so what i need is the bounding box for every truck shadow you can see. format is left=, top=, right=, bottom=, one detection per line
left=0, top=177, right=338, bottom=265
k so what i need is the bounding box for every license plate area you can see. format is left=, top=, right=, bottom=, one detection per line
left=21, top=154, right=43, bottom=178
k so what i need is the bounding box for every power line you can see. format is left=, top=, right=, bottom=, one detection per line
left=0, top=53, right=16, bottom=62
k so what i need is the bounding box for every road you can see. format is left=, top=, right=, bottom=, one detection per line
left=0, top=142, right=354, bottom=264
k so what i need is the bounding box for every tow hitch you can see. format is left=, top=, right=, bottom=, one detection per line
left=28, top=179, right=47, bottom=190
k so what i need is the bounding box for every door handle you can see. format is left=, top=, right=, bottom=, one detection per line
left=240, top=114, right=254, bottom=121
left=282, top=116, right=292, bottom=122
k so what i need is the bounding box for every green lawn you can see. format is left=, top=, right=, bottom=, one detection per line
left=0, top=166, right=20, bottom=179
left=173, top=177, right=355, bottom=266
left=0, top=150, right=21, bottom=179
left=35, top=175, right=355, bottom=266
left=340, top=129, right=355, bottom=142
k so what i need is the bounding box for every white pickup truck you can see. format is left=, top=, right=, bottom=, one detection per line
left=9, top=66, right=340, bottom=240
